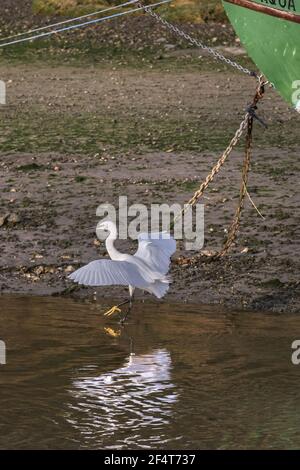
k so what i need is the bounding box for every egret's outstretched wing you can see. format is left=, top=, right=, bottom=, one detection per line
left=134, top=232, right=176, bottom=275
left=68, top=259, right=148, bottom=288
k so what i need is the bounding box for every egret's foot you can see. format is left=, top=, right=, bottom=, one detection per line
left=103, top=305, right=122, bottom=317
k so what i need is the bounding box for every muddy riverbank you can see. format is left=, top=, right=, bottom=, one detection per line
left=0, top=5, right=299, bottom=313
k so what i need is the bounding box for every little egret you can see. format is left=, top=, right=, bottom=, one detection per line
left=68, top=221, right=176, bottom=321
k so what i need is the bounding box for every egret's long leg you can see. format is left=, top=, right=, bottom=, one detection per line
left=120, top=286, right=135, bottom=324
left=120, top=303, right=132, bottom=324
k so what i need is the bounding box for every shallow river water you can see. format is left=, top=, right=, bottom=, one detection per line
left=0, top=295, right=300, bottom=449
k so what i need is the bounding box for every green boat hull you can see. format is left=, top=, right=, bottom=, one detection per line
left=222, top=0, right=300, bottom=110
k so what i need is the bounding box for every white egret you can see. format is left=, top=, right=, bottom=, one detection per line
left=68, top=221, right=176, bottom=321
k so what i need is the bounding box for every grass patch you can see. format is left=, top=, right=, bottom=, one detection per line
left=1, top=105, right=298, bottom=157
left=261, top=278, right=284, bottom=288
left=17, top=163, right=46, bottom=172
left=179, top=180, right=200, bottom=191
left=75, top=175, right=87, bottom=182
left=0, top=109, right=244, bottom=155
left=33, top=0, right=108, bottom=16
left=0, top=39, right=245, bottom=71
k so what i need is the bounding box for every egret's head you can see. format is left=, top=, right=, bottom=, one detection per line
left=96, top=220, right=117, bottom=240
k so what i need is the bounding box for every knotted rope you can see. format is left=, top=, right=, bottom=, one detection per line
left=215, top=77, right=267, bottom=257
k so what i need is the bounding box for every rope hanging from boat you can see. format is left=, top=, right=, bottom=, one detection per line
left=216, top=77, right=267, bottom=257
left=174, top=76, right=268, bottom=262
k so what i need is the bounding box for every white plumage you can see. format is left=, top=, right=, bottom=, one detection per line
left=68, top=221, right=176, bottom=319
left=68, top=259, right=149, bottom=289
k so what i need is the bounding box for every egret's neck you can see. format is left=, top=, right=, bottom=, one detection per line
left=105, top=227, right=123, bottom=260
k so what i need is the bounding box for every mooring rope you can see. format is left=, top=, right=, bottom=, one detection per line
left=0, top=0, right=139, bottom=43
left=243, top=183, right=265, bottom=220
left=171, top=76, right=267, bottom=257
left=0, top=0, right=171, bottom=48
left=216, top=76, right=267, bottom=257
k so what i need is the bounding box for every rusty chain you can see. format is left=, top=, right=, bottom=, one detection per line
left=171, top=76, right=267, bottom=256
left=139, top=2, right=256, bottom=76
left=215, top=77, right=267, bottom=257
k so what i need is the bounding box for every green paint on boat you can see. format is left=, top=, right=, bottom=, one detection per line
left=222, top=0, right=300, bottom=110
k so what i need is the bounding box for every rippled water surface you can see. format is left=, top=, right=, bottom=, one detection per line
left=0, top=295, right=300, bottom=449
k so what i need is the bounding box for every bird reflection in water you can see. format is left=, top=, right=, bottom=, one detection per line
left=66, top=333, right=178, bottom=448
